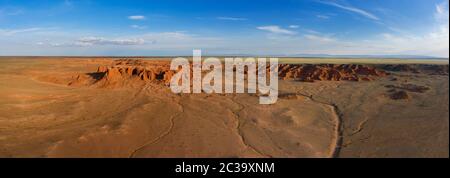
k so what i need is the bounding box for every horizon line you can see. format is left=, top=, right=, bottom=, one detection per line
left=0, top=55, right=449, bottom=60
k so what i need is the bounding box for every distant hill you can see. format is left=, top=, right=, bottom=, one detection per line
left=1, top=54, right=448, bottom=60
left=204, top=53, right=447, bottom=59
left=275, top=54, right=447, bottom=59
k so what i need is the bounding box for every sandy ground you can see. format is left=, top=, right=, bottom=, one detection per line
left=0, top=57, right=448, bottom=158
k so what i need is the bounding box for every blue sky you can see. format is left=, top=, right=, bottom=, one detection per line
left=0, top=0, right=448, bottom=57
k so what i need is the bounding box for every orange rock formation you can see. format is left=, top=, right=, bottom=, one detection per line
left=279, top=64, right=388, bottom=82
left=70, top=60, right=390, bottom=88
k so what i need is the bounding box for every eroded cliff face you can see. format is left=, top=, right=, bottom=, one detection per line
left=69, top=59, right=393, bottom=88
left=69, top=60, right=175, bottom=88
left=378, top=64, right=449, bottom=75
left=278, top=64, right=388, bottom=82
left=98, top=65, right=174, bottom=84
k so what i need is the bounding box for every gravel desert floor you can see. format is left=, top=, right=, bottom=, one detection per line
left=0, top=57, right=448, bottom=158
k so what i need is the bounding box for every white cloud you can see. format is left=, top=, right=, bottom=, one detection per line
left=304, top=34, right=336, bottom=43
left=317, top=15, right=330, bottom=19
left=44, top=32, right=222, bottom=50
left=128, top=15, right=146, bottom=20
left=304, top=29, right=321, bottom=34
left=131, top=25, right=147, bottom=29
left=289, top=25, right=300, bottom=29
left=39, top=37, right=146, bottom=47
left=257, top=26, right=296, bottom=35
left=320, top=1, right=379, bottom=20
left=0, top=28, right=43, bottom=36
left=50, top=43, right=64, bottom=47
left=139, top=32, right=223, bottom=49
left=435, top=1, right=449, bottom=22
left=436, top=2, right=446, bottom=14
left=217, top=17, right=248, bottom=21
left=77, top=37, right=145, bottom=45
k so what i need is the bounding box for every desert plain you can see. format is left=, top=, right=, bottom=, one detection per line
left=0, top=57, right=448, bottom=158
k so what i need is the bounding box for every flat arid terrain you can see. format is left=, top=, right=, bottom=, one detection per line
left=0, top=57, right=448, bottom=158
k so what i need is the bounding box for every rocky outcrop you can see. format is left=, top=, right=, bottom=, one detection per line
left=279, top=64, right=388, bottom=82
left=69, top=59, right=174, bottom=88
left=378, top=64, right=449, bottom=75
left=384, top=83, right=430, bottom=100
left=385, top=84, right=430, bottom=93
left=100, top=65, right=174, bottom=85
left=388, top=90, right=409, bottom=100
left=72, top=60, right=391, bottom=88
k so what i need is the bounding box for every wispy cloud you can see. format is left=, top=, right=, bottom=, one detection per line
left=304, top=29, right=321, bottom=34
left=289, top=25, right=300, bottom=29
left=316, top=15, right=330, bottom=19
left=45, top=38, right=146, bottom=47
left=257, top=26, right=296, bottom=35
left=320, top=1, right=379, bottom=20
left=0, top=28, right=43, bottom=36
left=304, top=34, right=336, bottom=43
left=128, top=15, right=146, bottom=20
left=77, top=37, right=145, bottom=46
left=217, top=17, right=248, bottom=21
left=37, top=37, right=146, bottom=47
left=131, top=25, right=147, bottom=30
left=436, top=2, right=446, bottom=14
left=435, top=1, right=449, bottom=21
left=0, top=7, right=24, bottom=16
